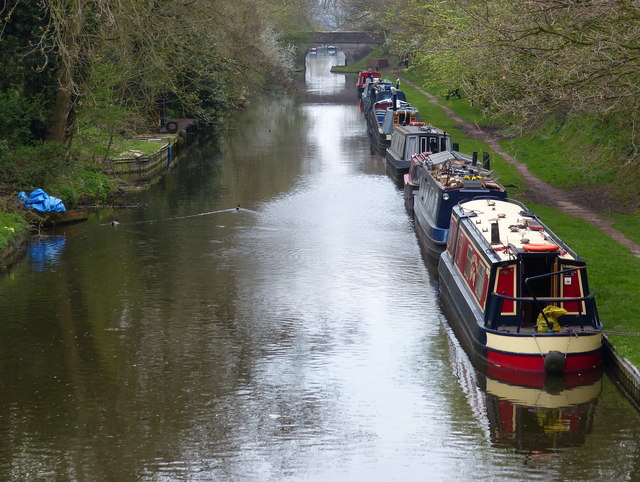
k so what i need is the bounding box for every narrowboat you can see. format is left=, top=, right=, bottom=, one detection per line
left=365, top=90, right=418, bottom=151
left=361, top=78, right=400, bottom=114
left=384, top=123, right=452, bottom=185
left=408, top=150, right=507, bottom=258
left=356, top=70, right=382, bottom=99
left=438, top=198, right=603, bottom=375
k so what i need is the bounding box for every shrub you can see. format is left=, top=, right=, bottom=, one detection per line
left=0, top=141, right=69, bottom=188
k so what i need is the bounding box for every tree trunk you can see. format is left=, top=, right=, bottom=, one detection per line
left=48, top=62, right=75, bottom=142
left=46, top=0, right=84, bottom=143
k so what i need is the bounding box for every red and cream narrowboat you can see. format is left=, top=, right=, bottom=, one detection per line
left=438, top=198, right=603, bottom=375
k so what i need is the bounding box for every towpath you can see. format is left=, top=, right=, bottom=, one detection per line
left=401, top=78, right=640, bottom=258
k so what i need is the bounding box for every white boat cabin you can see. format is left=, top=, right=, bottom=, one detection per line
left=388, top=123, right=451, bottom=162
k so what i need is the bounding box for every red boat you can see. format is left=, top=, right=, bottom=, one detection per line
left=438, top=198, right=603, bottom=375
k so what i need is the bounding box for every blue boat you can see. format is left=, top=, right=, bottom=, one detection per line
left=361, top=78, right=398, bottom=112
left=407, top=150, right=507, bottom=259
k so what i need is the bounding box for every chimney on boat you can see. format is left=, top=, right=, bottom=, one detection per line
left=392, top=88, right=397, bottom=112
left=490, top=221, right=500, bottom=244
left=472, top=152, right=478, bottom=166
left=483, top=152, right=490, bottom=170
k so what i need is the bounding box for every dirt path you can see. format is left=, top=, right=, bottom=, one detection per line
left=403, top=78, right=640, bottom=258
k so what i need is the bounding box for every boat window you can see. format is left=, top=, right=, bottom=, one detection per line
left=440, top=136, right=448, bottom=152
left=428, top=136, right=439, bottom=153
left=392, top=134, right=404, bottom=154
left=406, top=136, right=419, bottom=156
left=455, top=235, right=466, bottom=266
left=464, top=246, right=473, bottom=279
left=475, top=264, right=486, bottom=300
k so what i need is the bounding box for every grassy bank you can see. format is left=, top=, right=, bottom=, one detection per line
left=332, top=47, right=386, bottom=73
left=397, top=69, right=640, bottom=366
left=0, top=212, right=28, bottom=254
left=0, top=131, right=167, bottom=264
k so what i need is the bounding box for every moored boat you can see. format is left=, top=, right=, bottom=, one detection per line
left=361, top=78, right=399, bottom=113
left=438, top=197, right=603, bottom=376
left=365, top=90, right=418, bottom=152
left=408, top=150, right=507, bottom=258
left=356, top=70, right=382, bottom=99
left=384, top=123, right=452, bottom=185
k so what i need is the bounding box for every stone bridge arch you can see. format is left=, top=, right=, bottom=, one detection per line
left=304, top=31, right=385, bottom=65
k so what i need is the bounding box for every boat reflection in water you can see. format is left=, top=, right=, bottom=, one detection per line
left=482, top=365, right=601, bottom=451
left=446, top=324, right=601, bottom=453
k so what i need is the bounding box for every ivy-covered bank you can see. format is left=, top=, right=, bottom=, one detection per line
left=0, top=212, right=29, bottom=268
left=0, top=123, right=203, bottom=267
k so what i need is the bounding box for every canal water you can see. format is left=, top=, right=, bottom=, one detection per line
left=2, top=52, right=640, bottom=481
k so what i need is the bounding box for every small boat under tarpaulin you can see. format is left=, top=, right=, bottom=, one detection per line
left=438, top=198, right=603, bottom=376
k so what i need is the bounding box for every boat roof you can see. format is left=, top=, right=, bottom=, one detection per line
left=456, top=198, right=578, bottom=262
left=394, top=124, right=446, bottom=136
left=423, top=150, right=464, bottom=166
left=383, top=103, right=418, bottom=112
left=412, top=151, right=504, bottom=192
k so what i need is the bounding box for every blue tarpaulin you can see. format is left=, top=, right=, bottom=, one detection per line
left=17, top=189, right=66, bottom=213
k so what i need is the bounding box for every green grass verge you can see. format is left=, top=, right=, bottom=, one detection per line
left=48, top=169, right=119, bottom=208
left=400, top=71, right=505, bottom=128
left=611, top=211, right=640, bottom=246
left=0, top=212, right=28, bottom=252
left=501, top=133, right=618, bottom=190
left=331, top=46, right=386, bottom=73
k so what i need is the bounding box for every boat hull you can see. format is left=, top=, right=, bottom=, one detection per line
left=486, top=346, right=602, bottom=373
left=438, top=252, right=603, bottom=374
left=414, top=207, right=447, bottom=260
left=364, top=109, right=390, bottom=152
left=403, top=178, right=417, bottom=214
left=383, top=153, right=410, bottom=184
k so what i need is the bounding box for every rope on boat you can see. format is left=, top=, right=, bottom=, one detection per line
left=532, top=333, right=545, bottom=358
left=604, top=331, right=640, bottom=337
left=562, top=330, right=580, bottom=358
